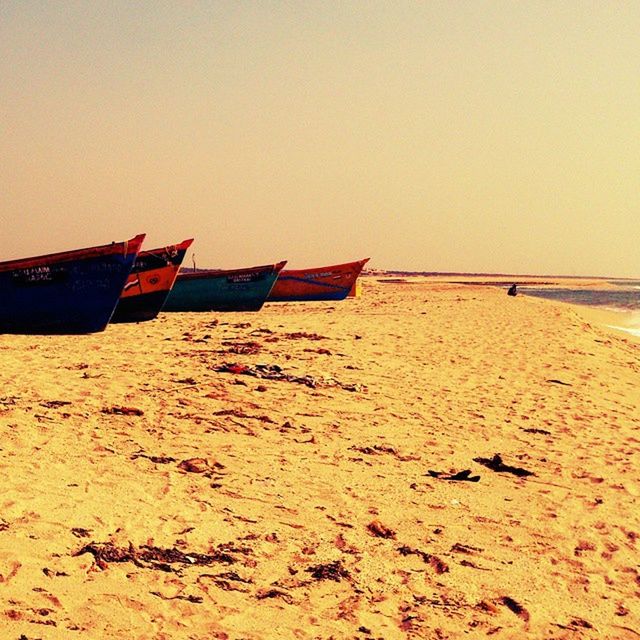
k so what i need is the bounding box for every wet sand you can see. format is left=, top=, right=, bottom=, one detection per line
left=0, top=278, right=638, bottom=639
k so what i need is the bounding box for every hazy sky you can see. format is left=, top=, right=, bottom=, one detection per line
left=2, top=1, right=639, bottom=276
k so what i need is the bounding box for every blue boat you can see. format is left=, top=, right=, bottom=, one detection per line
left=0, top=234, right=145, bottom=334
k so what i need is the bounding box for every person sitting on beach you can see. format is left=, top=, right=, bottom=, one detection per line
left=507, top=284, right=517, bottom=296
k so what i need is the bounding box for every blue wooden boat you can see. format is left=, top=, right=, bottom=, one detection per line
left=163, top=261, right=287, bottom=312
left=0, top=234, right=145, bottom=334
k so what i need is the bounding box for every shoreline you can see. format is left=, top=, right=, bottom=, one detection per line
left=537, top=298, right=640, bottom=344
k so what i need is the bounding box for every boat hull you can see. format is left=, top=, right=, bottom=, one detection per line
left=110, top=239, right=193, bottom=323
left=0, top=235, right=145, bottom=334
left=268, top=258, right=370, bottom=302
left=163, top=261, right=287, bottom=312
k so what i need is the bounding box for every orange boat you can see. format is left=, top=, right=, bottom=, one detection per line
left=111, top=238, right=194, bottom=323
left=268, top=258, right=370, bottom=302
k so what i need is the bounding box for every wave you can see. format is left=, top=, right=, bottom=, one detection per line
left=607, top=325, right=640, bottom=338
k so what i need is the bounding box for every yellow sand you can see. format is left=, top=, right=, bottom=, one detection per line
left=0, top=278, right=638, bottom=639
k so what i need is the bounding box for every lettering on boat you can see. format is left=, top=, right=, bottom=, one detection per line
left=226, top=273, right=265, bottom=284
left=11, top=265, right=69, bottom=285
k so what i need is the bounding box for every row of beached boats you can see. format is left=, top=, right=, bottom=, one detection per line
left=0, top=234, right=370, bottom=334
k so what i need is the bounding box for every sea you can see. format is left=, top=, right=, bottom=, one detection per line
left=519, top=280, right=640, bottom=338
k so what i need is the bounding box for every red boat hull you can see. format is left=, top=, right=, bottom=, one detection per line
left=268, top=258, right=369, bottom=302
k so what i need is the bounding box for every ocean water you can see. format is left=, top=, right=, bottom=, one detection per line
left=519, top=281, right=640, bottom=338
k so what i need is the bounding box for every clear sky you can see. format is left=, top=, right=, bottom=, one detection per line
left=2, top=1, right=639, bottom=276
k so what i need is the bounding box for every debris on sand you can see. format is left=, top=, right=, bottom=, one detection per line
left=472, top=454, right=534, bottom=477
left=213, top=362, right=365, bottom=392
left=546, top=379, right=572, bottom=386
left=101, top=406, right=144, bottom=416
left=499, top=596, right=530, bottom=621
left=367, top=520, right=396, bottom=539
left=427, top=469, right=481, bottom=482
left=397, top=545, right=449, bottom=574
left=73, top=541, right=238, bottom=571
left=305, top=560, right=350, bottom=582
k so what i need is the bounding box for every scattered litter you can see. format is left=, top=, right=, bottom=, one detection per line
left=473, top=454, right=534, bottom=477
left=213, top=362, right=365, bottom=392
left=546, top=379, right=572, bottom=386
left=101, top=406, right=144, bottom=416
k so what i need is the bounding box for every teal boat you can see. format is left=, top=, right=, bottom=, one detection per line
left=163, top=261, right=286, bottom=312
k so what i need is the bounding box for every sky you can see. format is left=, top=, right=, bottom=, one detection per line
left=1, top=1, right=639, bottom=277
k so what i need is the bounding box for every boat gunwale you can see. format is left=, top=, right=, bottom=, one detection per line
left=177, top=260, right=287, bottom=281
left=0, top=234, right=146, bottom=273
left=277, top=258, right=370, bottom=278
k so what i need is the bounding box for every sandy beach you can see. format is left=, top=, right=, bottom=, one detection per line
left=0, top=277, right=638, bottom=639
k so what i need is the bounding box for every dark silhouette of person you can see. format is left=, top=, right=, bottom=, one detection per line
left=507, top=283, right=517, bottom=296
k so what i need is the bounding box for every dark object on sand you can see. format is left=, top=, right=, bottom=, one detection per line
left=473, top=453, right=534, bottom=477
left=507, top=284, right=517, bottom=296
left=427, top=469, right=481, bottom=482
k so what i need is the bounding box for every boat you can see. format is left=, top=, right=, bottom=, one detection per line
left=110, top=238, right=194, bottom=323
left=163, top=261, right=287, bottom=312
left=267, top=258, right=370, bottom=302
left=0, top=234, right=145, bottom=334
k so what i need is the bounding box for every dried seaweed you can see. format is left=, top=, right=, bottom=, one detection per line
left=499, top=596, right=530, bottom=621
left=398, top=545, right=449, bottom=574
left=521, top=427, right=552, bottom=435
left=283, top=332, right=329, bottom=341
left=73, top=541, right=237, bottom=571
left=305, top=560, right=350, bottom=582
left=367, top=520, right=396, bottom=539
left=40, top=400, right=72, bottom=409
left=255, top=587, right=293, bottom=602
